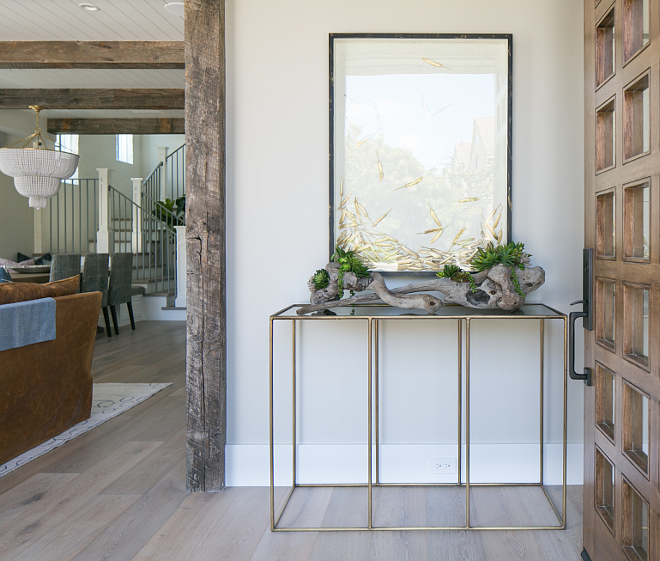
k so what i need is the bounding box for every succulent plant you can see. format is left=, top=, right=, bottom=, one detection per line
left=332, top=245, right=370, bottom=297
left=311, top=269, right=330, bottom=290
left=436, top=264, right=477, bottom=293
left=469, top=241, right=530, bottom=297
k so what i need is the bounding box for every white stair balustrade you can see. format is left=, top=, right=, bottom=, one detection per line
left=33, top=208, right=42, bottom=255
left=157, top=146, right=169, bottom=201
left=175, top=225, right=186, bottom=307
left=96, top=168, right=109, bottom=254
left=131, top=178, right=143, bottom=254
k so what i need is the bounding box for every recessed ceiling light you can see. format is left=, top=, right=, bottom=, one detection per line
left=79, top=3, right=100, bottom=12
left=164, top=2, right=184, bottom=18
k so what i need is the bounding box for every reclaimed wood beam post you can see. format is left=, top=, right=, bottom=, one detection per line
left=0, top=88, right=185, bottom=110
left=46, top=118, right=185, bottom=135
left=0, top=41, right=184, bottom=69
left=185, top=0, right=227, bottom=492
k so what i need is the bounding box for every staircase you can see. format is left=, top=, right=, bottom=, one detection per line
left=40, top=144, right=187, bottom=318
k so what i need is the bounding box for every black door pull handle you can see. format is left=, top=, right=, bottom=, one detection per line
left=569, top=303, right=592, bottom=386
left=568, top=249, right=593, bottom=387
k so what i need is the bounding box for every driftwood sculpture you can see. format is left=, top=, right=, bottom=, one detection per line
left=301, top=263, right=545, bottom=316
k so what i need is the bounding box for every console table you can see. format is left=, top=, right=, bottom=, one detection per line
left=269, top=303, right=568, bottom=532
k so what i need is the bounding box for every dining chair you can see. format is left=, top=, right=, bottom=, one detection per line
left=107, top=253, right=135, bottom=335
left=0, top=266, right=12, bottom=283
left=81, top=253, right=111, bottom=337
left=49, top=254, right=81, bottom=283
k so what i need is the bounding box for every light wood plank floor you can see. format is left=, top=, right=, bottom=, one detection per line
left=0, top=321, right=584, bottom=560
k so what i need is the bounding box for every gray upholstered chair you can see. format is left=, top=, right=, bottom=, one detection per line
left=49, top=254, right=81, bottom=283
left=108, top=253, right=135, bottom=335
left=81, top=253, right=111, bottom=337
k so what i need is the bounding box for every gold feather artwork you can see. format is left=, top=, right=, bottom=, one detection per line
left=429, top=206, right=442, bottom=227
left=336, top=197, right=505, bottom=271
left=356, top=200, right=370, bottom=222
left=354, top=199, right=362, bottom=220
left=376, top=151, right=384, bottom=181
left=430, top=230, right=444, bottom=244
left=484, top=207, right=499, bottom=223
left=453, top=197, right=480, bottom=203
left=356, top=130, right=378, bottom=147
left=418, top=206, right=443, bottom=244
left=479, top=204, right=503, bottom=243
left=422, top=57, right=451, bottom=70
left=395, top=176, right=423, bottom=191
left=451, top=228, right=466, bottom=246
left=371, top=209, right=391, bottom=227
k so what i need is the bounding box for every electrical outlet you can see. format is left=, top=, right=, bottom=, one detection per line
left=429, top=458, right=456, bottom=474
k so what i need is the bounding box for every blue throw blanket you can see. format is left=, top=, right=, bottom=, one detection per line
left=0, top=298, right=56, bottom=352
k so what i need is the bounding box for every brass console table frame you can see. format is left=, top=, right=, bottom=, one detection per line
left=269, top=303, right=568, bottom=532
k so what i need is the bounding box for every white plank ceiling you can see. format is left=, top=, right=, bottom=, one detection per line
left=0, top=69, right=184, bottom=89
left=0, top=1, right=185, bottom=118
left=0, top=0, right=183, bottom=41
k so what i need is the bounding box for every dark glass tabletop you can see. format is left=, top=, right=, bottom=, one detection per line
left=272, top=303, right=566, bottom=319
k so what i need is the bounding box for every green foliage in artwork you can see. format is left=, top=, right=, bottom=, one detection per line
left=332, top=245, right=370, bottom=297
left=312, top=269, right=330, bottom=290
left=436, top=264, right=477, bottom=293
left=470, top=241, right=529, bottom=297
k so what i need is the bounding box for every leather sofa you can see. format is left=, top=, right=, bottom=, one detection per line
left=0, top=282, right=102, bottom=466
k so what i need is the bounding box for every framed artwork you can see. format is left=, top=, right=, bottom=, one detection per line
left=330, top=33, right=512, bottom=272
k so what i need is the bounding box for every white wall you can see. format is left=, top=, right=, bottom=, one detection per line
left=226, top=0, right=586, bottom=485
left=76, top=135, right=143, bottom=198
left=0, top=120, right=37, bottom=260
left=139, top=134, right=185, bottom=178
left=0, top=154, right=34, bottom=260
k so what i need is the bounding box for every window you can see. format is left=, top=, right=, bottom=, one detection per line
left=116, top=134, right=134, bottom=164
left=56, top=134, right=79, bottom=178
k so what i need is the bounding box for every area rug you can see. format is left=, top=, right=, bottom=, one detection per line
left=0, top=382, right=172, bottom=477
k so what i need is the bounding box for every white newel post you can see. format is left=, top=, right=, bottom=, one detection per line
left=131, top=178, right=143, bottom=254
left=175, top=225, right=186, bottom=308
left=96, top=168, right=109, bottom=253
left=33, top=208, right=42, bottom=255
left=157, top=146, right=169, bottom=200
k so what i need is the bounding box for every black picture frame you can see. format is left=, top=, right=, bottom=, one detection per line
left=329, top=33, right=513, bottom=274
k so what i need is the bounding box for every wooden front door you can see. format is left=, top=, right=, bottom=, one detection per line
left=584, top=1, right=660, bottom=559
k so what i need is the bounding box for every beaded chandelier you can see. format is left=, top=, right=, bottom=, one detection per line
left=0, top=106, right=79, bottom=209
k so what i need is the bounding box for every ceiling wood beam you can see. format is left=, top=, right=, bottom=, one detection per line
left=0, top=89, right=184, bottom=110
left=0, top=41, right=184, bottom=69
left=185, top=0, right=226, bottom=492
left=47, top=118, right=184, bottom=135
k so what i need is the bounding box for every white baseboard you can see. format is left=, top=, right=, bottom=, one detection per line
left=96, top=293, right=184, bottom=326
left=225, top=443, right=583, bottom=487
left=141, top=295, right=186, bottom=321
